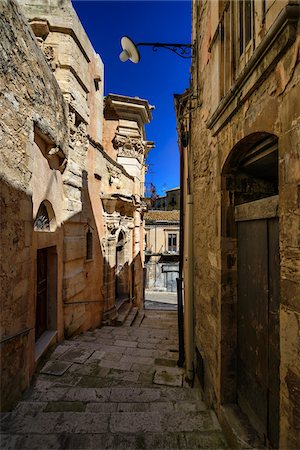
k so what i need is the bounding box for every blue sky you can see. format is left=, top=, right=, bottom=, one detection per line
left=72, top=1, right=191, bottom=196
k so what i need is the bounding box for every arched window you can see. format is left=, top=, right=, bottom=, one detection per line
left=34, top=200, right=56, bottom=231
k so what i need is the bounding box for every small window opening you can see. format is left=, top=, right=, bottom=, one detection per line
left=86, top=229, right=93, bottom=260
left=94, top=78, right=100, bottom=92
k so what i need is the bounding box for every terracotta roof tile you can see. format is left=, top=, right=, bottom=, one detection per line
left=145, top=210, right=180, bottom=222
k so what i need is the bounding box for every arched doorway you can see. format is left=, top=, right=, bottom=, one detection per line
left=34, top=201, right=58, bottom=342
left=115, top=230, right=129, bottom=300
left=221, top=133, right=280, bottom=447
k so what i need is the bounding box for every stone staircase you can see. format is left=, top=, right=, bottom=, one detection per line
left=115, top=298, right=145, bottom=327
left=0, top=311, right=228, bottom=449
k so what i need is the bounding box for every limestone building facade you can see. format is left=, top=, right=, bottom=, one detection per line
left=176, top=1, right=300, bottom=448
left=0, top=0, right=153, bottom=410
left=152, top=186, right=180, bottom=210
left=144, top=209, right=180, bottom=292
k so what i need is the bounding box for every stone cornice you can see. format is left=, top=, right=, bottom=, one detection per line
left=105, top=94, right=154, bottom=124
left=206, top=3, right=300, bottom=135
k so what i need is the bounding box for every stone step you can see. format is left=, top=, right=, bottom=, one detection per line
left=123, top=306, right=138, bottom=327
left=1, top=408, right=221, bottom=435
left=131, top=309, right=145, bottom=327
left=1, top=430, right=228, bottom=449
left=115, top=301, right=132, bottom=326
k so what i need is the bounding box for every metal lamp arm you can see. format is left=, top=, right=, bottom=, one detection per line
left=136, top=42, right=193, bottom=59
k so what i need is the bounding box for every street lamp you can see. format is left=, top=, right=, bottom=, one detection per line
left=119, top=35, right=193, bottom=63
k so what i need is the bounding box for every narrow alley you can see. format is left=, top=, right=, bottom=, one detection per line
left=1, top=310, right=228, bottom=449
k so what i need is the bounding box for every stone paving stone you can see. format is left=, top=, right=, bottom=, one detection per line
left=148, top=401, right=174, bottom=412
left=44, top=401, right=86, bottom=412
left=131, top=362, right=156, bottom=374
left=107, top=369, right=140, bottom=382
left=137, top=341, right=158, bottom=349
left=40, top=360, right=72, bottom=376
left=162, top=411, right=220, bottom=433
left=23, top=386, right=71, bottom=402
left=116, top=402, right=149, bottom=412
left=109, top=387, right=161, bottom=403
left=140, top=432, right=181, bottom=449
left=153, top=369, right=183, bottom=387
left=102, top=351, right=123, bottom=361
left=154, top=357, right=178, bottom=367
left=85, top=402, right=118, bottom=413
left=174, top=400, right=207, bottom=412
left=157, top=386, right=202, bottom=402
left=114, top=339, right=138, bottom=348
left=179, top=431, right=229, bottom=449
left=73, top=334, right=97, bottom=342
left=63, top=387, right=110, bottom=402
left=77, top=375, right=117, bottom=389
left=98, top=344, right=126, bottom=354
left=125, top=346, right=155, bottom=357
left=86, top=350, right=106, bottom=361
left=120, top=354, right=155, bottom=365
left=68, top=362, right=110, bottom=377
left=14, top=401, right=47, bottom=414
left=58, top=348, right=94, bottom=364
left=98, top=359, right=132, bottom=371
left=110, top=411, right=163, bottom=433
left=138, top=372, right=155, bottom=384
left=1, top=433, right=60, bottom=449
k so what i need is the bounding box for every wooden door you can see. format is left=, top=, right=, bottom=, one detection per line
left=237, top=218, right=279, bottom=447
left=36, top=248, right=48, bottom=340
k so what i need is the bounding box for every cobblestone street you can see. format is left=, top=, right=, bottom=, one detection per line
left=1, top=310, right=228, bottom=449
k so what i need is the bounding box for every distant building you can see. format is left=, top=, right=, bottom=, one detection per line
left=144, top=208, right=180, bottom=292
left=152, top=187, right=180, bottom=210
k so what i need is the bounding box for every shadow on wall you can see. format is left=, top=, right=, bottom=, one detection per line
left=0, top=166, right=107, bottom=410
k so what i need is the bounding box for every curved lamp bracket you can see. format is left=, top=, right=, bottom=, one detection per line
left=119, top=36, right=193, bottom=62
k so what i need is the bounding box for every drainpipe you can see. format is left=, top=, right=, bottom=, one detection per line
left=185, top=188, right=194, bottom=382
left=184, top=89, right=195, bottom=383
left=177, top=139, right=185, bottom=367
left=174, top=92, right=194, bottom=379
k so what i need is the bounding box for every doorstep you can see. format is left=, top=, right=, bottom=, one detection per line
left=35, top=330, right=57, bottom=363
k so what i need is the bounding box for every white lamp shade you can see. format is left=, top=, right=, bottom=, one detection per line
left=119, top=36, right=140, bottom=63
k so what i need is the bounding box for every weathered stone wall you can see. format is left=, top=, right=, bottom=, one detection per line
left=1, top=0, right=152, bottom=409
left=191, top=0, right=300, bottom=447
left=18, top=0, right=108, bottom=338
left=0, top=0, right=68, bottom=409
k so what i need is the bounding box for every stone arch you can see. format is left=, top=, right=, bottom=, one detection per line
left=220, top=132, right=280, bottom=446
left=34, top=199, right=57, bottom=232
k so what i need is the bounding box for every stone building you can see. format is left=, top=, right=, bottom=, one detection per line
left=176, top=0, right=300, bottom=448
left=144, top=209, right=180, bottom=292
left=0, top=0, right=153, bottom=410
left=152, top=186, right=180, bottom=210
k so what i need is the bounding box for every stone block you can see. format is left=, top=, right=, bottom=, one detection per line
left=63, top=237, right=85, bottom=262
left=109, top=387, right=161, bottom=403
left=41, top=360, right=72, bottom=376
left=109, top=412, right=163, bottom=433
left=153, top=369, right=183, bottom=387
